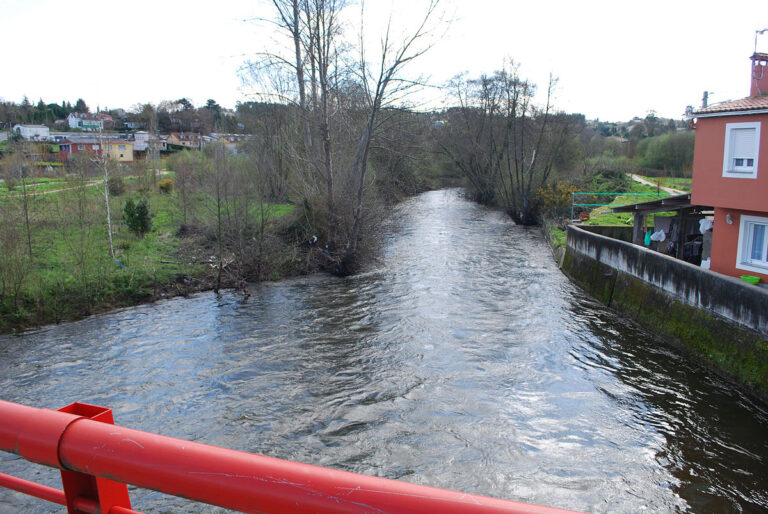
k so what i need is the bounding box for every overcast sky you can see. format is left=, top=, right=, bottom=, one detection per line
left=1, top=0, right=766, bottom=122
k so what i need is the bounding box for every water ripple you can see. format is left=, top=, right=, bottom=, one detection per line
left=1, top=189, right=767, bottom=513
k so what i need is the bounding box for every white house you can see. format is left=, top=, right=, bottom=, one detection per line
left=67, top=112, right=102, bottom=131
left=12, top=124, right=50, bottom=141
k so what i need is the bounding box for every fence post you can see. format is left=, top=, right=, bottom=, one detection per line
left=57, top=403, right=133, bottom=514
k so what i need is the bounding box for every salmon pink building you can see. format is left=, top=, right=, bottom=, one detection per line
left=691, top=52, right=768, bottom=282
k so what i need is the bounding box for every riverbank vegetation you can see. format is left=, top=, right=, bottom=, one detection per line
left=1, top=2, right=698, bottom=332
left=0, top=110, right=451, bottom=333
left=437, top=64, right=694, bottom=227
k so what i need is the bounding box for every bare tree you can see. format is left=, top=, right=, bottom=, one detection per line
left=2, top=143, right=35, bottom=260
left=249, top=0, right=443, bottom=273
left=344, top=0, right=442, bottom=265
left=96, top=126, right=115, bottom=258
left=441, top=62, right=576, bottom=224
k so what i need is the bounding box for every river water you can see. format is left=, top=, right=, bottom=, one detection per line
left=1, top=189, right=767, bottom=513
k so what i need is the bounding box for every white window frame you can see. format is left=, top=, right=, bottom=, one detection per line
left=736, top=214, right=768, bottom=274
left=722, top=121, right=760, bottom=178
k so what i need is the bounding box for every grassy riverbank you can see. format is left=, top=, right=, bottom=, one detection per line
left=0, top=167, right=300, bottom=333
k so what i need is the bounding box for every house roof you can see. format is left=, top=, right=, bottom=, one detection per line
left=693, top=95, right=768, bottom=116
left=69, top=112, right=100, bottom=121
left=170, top=132, right=200, bottom=139
left=64, top=139, right=102, bottom=145
left=611, top=193, right=712, bottom=215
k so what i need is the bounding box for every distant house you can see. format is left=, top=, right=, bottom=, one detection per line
left=57, top=139, right=103, bottom=160
left=132, top=131, right=167, bottom=153
left=690, top=52, right=768, bottom=282
left=167, top=132, right=201, bottom=148
left=12, top=124, right=50, bottom=141
left=105, top=140, right=133, bottom=162
left=208, top=133, right=250, bottom=152
left=124, top=119, right=145, bottom=130
left=67, top=112, right=103, bottom=131
left=95, top=112, right=115, bottom=131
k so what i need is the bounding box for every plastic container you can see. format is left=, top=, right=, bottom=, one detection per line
left=740, top=275, right=760, bottom=285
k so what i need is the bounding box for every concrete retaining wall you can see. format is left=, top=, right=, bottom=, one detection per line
left=579, top=224, right=633, bottom=243
left=562, top=224, right=768, bottom=398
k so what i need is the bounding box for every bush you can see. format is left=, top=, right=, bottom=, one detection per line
left=157, top=178, right=173, bottom=194
left=107, top=176, right=125, bottom=196
left=123, top=197, right=152, bottom=236
left=536, top=183, right=579, bottom=218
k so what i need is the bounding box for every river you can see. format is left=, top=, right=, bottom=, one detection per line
left=1, top=189, right=767, bottom=513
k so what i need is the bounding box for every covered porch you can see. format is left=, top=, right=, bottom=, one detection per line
left=611, top=193, right=713, bottom=265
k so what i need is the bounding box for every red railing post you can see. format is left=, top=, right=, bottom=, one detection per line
left=56, top=403, right=133, bottom=514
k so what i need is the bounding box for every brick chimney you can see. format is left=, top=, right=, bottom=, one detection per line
left=751, top=52, right=768, bottom=96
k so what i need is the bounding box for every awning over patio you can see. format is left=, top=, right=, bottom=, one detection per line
left=609, top=193, right=714, bottom=262
left=611, top=193, right=712, bottom=215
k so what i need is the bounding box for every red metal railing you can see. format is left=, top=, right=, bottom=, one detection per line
left=0, top=400, right=582, bottom=513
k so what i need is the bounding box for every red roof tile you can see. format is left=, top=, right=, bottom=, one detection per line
left=693, top=95, right=768, bottom=115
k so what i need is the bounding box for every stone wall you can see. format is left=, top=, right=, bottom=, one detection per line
left=562, top=224, right=768, bottom=398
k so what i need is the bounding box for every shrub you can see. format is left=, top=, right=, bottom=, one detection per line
left=107, top=176, right=125, bottom=196
left=123, top=197, right=152, bottom=236
left=157, top=178, right=173, bottom=194
left=536, top=183, right=579, bottom=219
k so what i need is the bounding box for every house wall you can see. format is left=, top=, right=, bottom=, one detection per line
left=106, top=142, right=133, bottom=162
left=14, top=125, right=49, bottom=140
left=71, top=143, right=102, bottom=157
left=57, top=144, right=72, bottom=161
left=709, top=207, right=768, bottom=282
left=562, top=224, right=768, bottom=398
left=691, top=114, right=768, bottom=213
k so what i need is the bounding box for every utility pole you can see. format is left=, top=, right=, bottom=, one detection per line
left=98, top=123, right=115, bottom=259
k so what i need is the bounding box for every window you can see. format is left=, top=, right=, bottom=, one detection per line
left=723, top=122, right=760, bottom=178
left=93, top=145, right=99, bottom=150
left=119, top=145, right=126, bottom=150
left=736, top=215, right=768, bottom=273
left=77, top=145, right=84, bottom=150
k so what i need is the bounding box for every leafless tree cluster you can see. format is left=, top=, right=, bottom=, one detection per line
left=440, top=61, right=578, bottom=225
left=167, top=145, right=286, bottom=290
left=246, top=0, right=443, bottom=274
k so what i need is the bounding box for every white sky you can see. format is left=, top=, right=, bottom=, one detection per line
left=1, top=0, right=766, bottom=122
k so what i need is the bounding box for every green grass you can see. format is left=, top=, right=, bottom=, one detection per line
left=549, top=224, right=567, bottom=249
left=0, top=176, right=295, bottom=332
left=0, top=178, right=97, bottom=197
left=582, top=183, right=671, bottom=226
left=635, top=175, right=692, bottom=192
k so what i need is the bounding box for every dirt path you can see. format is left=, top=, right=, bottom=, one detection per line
left=629, top=174, right=687, bottom=195
left=2, top=180, right=104, bottom=198
left=2, top=171, right=170, bottom=199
